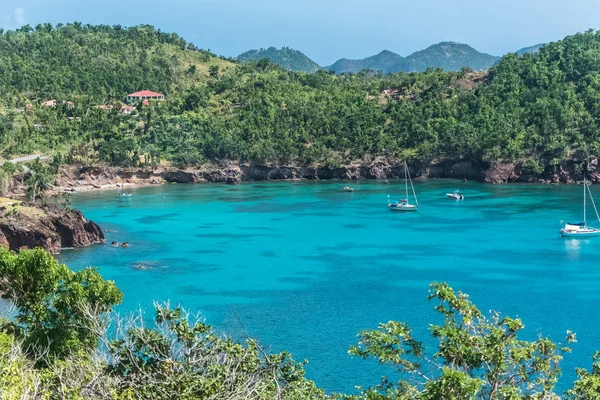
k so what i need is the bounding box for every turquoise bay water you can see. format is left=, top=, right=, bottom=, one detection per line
left=59, top=180, right=600, bottom=394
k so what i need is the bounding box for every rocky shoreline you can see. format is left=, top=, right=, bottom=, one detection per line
left=1, top=156, right=596, bottom=254
left=0, top=201, right=104, bottom=254
left=37, top=157, right=600, bottom=194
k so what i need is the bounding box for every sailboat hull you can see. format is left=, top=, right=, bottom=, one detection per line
left=560, top=228, right=600, bottom=237
left=389, top=204, right=418, bottom=212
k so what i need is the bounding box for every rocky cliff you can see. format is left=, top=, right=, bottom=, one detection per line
left=0, top=201, right=104, bottom=254
left=50, top=158, right=600, bottom=188
left=37, top=157, right=600, bottom=196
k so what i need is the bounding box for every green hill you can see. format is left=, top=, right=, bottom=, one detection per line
left=402, top=42, right=500, bottom=71
left=326, top=50, right=405, bottom=74
left=327, top=42, right=500, bottom=74
left=0, top=23, right=233, bottom=102
left=237, top=47, right=321, bottom=73
left=1, top=24, right=600, bottom=180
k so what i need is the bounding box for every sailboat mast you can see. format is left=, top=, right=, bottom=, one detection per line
left=584, top=175, right=587, bottom=225
left=404, top=161, right=409, bottom=201
left=408, top=165, right=418, bottom=206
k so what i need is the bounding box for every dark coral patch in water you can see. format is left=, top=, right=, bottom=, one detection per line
left=135, top=213, right=180, bottom=225
left=342, top=224, right=365, bottom=229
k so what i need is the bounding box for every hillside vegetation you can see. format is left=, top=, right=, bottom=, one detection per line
left=0, top=24, right=599, bottom=178
left=0, top=23, right=234, bottom=103
left=238, top=47, right=321, bottom=73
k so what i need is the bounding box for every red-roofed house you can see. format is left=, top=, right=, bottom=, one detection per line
left=126, top=90, right=165, bottom=103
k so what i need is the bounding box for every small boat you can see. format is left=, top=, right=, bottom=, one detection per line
left=340, top=186, right=355, bottom=192
left=117, top=189, right=133, bottom=198
left=560, top=174, right=600, bottom=237
left=446, top=190, right=464, bottom=200
left=388, top=161, right=419, bottom=212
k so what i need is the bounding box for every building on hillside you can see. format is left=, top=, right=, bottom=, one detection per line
left=126, top=90, right=165, bottom=103
left=95, top=105, right=114, bottom=111
left=42, top=100, right=74, bottom=108
left=120, top=105, right=136, bottom=115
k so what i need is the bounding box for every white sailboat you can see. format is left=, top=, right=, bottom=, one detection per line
left=388, top=161, right=419, bottom=212
left=560, top=175, right=600, bottom=237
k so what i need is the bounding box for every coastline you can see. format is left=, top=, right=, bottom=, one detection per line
left=8, top=157, right=600, bottom=198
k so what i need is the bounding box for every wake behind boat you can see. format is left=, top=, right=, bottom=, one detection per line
left=446, top=190, right=464, bottom=200
left=560, top=175, right=600, bottom=237
left=388, top=161, right=419, bottom=212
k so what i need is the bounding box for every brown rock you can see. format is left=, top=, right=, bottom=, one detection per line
left=485, top=162, right=519, bottom=183
left=0, top=203, right=104, bottom=254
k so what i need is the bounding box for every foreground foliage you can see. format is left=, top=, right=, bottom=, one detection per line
left=349, top=283, right=577, bottom=399
left=0, top=248, right=326, bottom=399
left=1, top=249, right=600, bottom=398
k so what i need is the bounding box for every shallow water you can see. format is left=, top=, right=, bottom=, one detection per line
left=59, top=180, right=600, bottom=394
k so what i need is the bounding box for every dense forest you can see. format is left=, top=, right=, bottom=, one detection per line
left=0, top=24, right=599, bottom=177
left=2, top=247, right=600, bottom=399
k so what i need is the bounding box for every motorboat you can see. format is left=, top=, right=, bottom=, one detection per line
left=446, top=190, right=464, bottom=200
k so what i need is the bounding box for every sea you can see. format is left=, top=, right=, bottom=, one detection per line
left=58, top=179, right=600, bottom=395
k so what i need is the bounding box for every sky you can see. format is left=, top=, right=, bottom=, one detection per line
left=0, top=0, right=598, bottom=66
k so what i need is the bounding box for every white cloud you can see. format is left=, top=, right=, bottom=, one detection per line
left=13, top=7, right=25, bottom=27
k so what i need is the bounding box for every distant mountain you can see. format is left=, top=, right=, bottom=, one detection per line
left=327, top=50, right=405, bottom=75
left=238, top=41, right=544, bottom=76
left=402, top=42, right=500, bottom=72
left=237, top=47, right=321, bottom=73
left=327, top=42, right=500, bottom=74
left=515, top=43, right=545, bottom=56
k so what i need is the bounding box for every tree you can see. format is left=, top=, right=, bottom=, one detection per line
left=24, top=158, right=54, bottom=201
left=349, top=282, right=576, bottom=399
left=107, top=304, right=326, bottom=400
left=0, top=248, right=123, bottom=361
left=0, top=248, right=325, bottom=399
left=209, top=64, right=220, bottom=78
left=567, top=352, right=600, bottom=399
